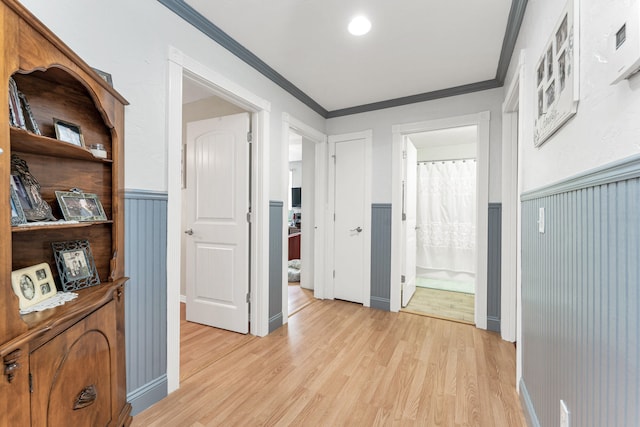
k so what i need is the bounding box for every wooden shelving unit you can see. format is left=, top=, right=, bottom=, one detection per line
left=0, top=0, right=131, bottom=425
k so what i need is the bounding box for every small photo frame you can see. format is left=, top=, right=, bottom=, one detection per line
left=53, top=118, right=85, bottom=147
left=55, top=190, right=107, bottom=222
left=92, top=67, right=113, bottom=87
left=10, top=186, right=26, bottom=226
left=52, top=240, right=100, bottom=291
left=11, top=263, right=57, bottom=310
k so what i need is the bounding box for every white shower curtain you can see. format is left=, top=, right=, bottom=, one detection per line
left=416, top=160, right=476, bottom=274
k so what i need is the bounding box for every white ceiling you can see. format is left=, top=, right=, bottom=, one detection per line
left=183, top=0, right=513, bottom=113
left=408, top=125, right=477, bottom=150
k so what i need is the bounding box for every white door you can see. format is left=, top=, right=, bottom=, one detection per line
left=185, top=113, right=250, bottom=333
left=401, top=140, right=417, bottom=307
left=333, top=138, right=367, bottom=303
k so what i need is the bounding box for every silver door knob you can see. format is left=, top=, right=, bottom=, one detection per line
left=350, top=227, right=363, bottom=233
left=184, top=229, right=193, bottom=235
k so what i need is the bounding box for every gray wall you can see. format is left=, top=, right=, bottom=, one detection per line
left=124, top=190, right=168, bottom=415
left=520, top=156, right=640, bottom=426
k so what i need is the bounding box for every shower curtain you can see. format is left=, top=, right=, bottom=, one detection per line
left=416, top=159, right=476, bottom=274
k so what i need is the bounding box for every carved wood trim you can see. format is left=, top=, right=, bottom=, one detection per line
left=3, top=348, right=21, bottom=383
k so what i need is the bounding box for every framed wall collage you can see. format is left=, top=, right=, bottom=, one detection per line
left=534, top=0, right=580, bottom=147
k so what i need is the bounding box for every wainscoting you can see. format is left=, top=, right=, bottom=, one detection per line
left=269, top=201, right=283, bottom=332
left=370, top=203, right=392, bottom=310
left=520, top=156, right=640, bottom=426
left=487, top=203, right=502, bottom=332
left=124, top=190, right=168, bottom=415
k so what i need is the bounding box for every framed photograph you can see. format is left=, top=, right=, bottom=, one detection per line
left=533, top=0, right=579, bottom=147
left=10, top=186, right=26, bottom=226
left=55, top=190, right=107, bottom=222
left=11, top=154, right=56, bottom=222
left=52, top=240, right=100, bottom=291
left=11, top=263, right=57, bottom=310
left=53, top=118, right=85, bottom=147
left=92, top=67, right=113, bottom=87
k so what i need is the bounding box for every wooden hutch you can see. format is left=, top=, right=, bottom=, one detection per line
left=0, top=0, right=131, bottom=425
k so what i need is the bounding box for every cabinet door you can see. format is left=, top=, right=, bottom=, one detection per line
left=30, top=301, right=117, bottom=426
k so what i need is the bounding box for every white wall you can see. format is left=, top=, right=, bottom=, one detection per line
left=289, top=161, right=302, bottom=188
left=20, top=0, right=325, bottom=200
left=326, top=88, right=504, bottom=202
left=505, top=0, right=640, bottom=192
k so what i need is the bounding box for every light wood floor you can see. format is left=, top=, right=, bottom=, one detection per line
left=134, top=299, right=526, bottom=426
left=403, top=287, right=475, bottom=324
left=288, top=282, right=315, bottom=315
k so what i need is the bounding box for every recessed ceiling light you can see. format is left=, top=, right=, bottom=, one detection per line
left=348, top=16, right=371, bottom=36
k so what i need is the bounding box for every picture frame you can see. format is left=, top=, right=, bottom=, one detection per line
left=534, top=0, right=580, bottom=147
left=91, top=67, right=113, bottom=87
left=11, top=263, right=57, bottom=310
left=53, top=118, right=85, bottom=147
left=52, top=240, right=100, bottom=291
left=9, top=186, right=26, bottom=226
left=55, top=190, right=107, bottom=222
left=11, top=154, right=56, bottom=222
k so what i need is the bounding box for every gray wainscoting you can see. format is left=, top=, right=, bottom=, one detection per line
left=371, top=203, right=392, bottom=310
left=487, top=203, right=502, bottom=332
left=520, top=155, right=640, bottom=427
left=124, top=190, right=168, bottom=415
left=269, top=201, right=283, bottom=333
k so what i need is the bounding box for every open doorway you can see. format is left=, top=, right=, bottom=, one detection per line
left=391, top=112, right=490, bottom=329
left=286, top=131, right=314, bottom=315
left=401, top=126, right=478, bottom=324
left=281, top=114, right=327, bottom=321
left=166, top=47, right=271, bottom=393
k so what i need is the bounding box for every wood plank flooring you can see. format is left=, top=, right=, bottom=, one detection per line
left=403, top=287, right=475, bottom=324
left=288, top=282, right=315, bottom=315
left=133, top=299, right=526, bottom=426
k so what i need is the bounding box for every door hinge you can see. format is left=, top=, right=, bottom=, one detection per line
left=247, top=131, right=252, bottom=143
left=333, top=213, right=336, bottom=222
left=246, top=293, right=250, bottom=303
left=333, top=270, right=335, bottom=279
left=29, top=372, right=33, bottom=393
left=402, top=213, right=407, bottom=221
left=402, top=150, right=407, bottom=159
left=246, top=212, right=251, bottom=223
left=401, top=275, right=406, bottom=283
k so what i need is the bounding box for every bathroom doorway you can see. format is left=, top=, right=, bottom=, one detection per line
left=402, top=125, right=478, bottom=324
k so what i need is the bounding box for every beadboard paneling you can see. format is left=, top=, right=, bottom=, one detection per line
left=487, top=203, right=502, bottom=332
left=371, top=203, right=392, bottom=310
left=124, top=190, right=168, bottom=415
left=521, top=156, right=640, bottom=427
left=269, top=201, right=283, bottom=333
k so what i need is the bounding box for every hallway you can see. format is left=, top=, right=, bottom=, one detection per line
left=134, top=299, right=525, bottom=426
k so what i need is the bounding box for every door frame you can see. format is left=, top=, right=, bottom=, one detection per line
left=166, top=46, right=271, bottom=393
left=502, top=50, right=525, bottom=387
left=281, top=113, right=327, bottom=319
left=327, top=130, right=372, bottom=305
left=390, top=112, right=490, bottom=328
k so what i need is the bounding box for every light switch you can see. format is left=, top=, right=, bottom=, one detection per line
left=538, top=207, right=545, bottom=233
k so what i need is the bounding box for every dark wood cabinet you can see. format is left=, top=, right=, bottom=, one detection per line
left=288, top=232, right=301, bottom=260
left=0, top=1, right=131, bottom=425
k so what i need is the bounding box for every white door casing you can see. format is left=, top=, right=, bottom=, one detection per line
left=185, top=114, right=250, bottom=334
left=401, top=139, right=417, bottom=307
left=390, top=113, right=489, bottom=329
left=328, top=131, right=372, bottom=305
left=167, top=47, right=270, bottom=393
left=281, top=114, right=327, bottom=320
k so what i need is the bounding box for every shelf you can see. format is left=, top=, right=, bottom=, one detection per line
left=12, top=220, right=113, bottom=233
left=10, top=128, right=112, bottom=162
